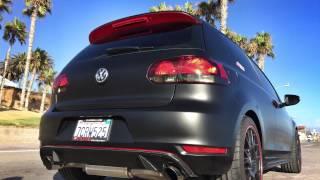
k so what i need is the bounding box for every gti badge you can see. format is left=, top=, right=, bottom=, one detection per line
left=95, top=68, right=109, bottom=83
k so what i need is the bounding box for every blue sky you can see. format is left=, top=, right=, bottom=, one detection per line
left=0, top=0, right=319, bottom=127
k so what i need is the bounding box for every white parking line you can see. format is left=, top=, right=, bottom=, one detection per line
left=0, top=149, right=39, bottom=153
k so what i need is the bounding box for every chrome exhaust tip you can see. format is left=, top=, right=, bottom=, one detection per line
left=46, top=151, right=62, bottom=170
left=164, top=166, right=184, bottom=180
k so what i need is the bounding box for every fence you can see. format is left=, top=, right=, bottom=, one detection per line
left=1, top=86, right=50, bottom=112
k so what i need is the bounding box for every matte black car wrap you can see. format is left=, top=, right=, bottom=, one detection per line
left=39, top=12, right=301, bottom=180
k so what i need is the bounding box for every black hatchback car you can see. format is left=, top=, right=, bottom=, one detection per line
left=39, top=12, right=301, bottom=180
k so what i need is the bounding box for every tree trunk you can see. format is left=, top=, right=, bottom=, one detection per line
left=220, top=0, right=228, bottom=34
left=7, top=73, right=12, bottom=81
left=0, top=46, right=12, bottom=105
left=40, top=85, right=47, bottom=113
left=20, top=10, right=37, bottom=110
left=24, top=67, right=37, bottom=110
left=257, top=54, right=266, bottom=71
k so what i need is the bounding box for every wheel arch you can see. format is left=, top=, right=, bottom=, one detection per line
left=245, top=110, right=263, bottom=148
left=292, top=119, right=297, bottom=131
left=233, top=104, right=266, bottom=151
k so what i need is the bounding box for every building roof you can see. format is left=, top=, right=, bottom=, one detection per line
left=0, top=75, right=19, bottom=88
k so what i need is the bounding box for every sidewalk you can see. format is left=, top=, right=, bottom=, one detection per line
left=0, top=126, right=39, bottom=150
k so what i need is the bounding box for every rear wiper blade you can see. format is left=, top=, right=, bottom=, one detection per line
left=106, top=46, right=154, bottom=55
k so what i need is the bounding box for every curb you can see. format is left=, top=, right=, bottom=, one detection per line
left=0, top=126, right=39, bottom=147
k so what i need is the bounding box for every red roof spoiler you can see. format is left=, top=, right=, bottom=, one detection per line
left=89, top=11, right=201, bottom=44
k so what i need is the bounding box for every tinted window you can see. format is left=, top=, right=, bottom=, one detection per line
left=250, top=60, right=280, bottom=100
left=73, top=25, right=204, bottom=61
left=203, top=23, right=235, bottom=65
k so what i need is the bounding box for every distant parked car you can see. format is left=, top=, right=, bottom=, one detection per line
left=39, top=12, right=301, bottom=180
left=307, top=135, right=313, bottom=142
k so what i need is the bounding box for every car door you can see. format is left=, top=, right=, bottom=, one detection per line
left=251, top=63, right=293, bottom=152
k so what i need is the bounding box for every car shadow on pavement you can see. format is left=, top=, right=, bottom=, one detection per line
left=1, top=177, right=23, bottom=180
left=53, top=172, right=117, bottom=180
left=53, top=173, right=63, bottom=180
left=263, top=166, right=282, bottom=174
left=270, top=167, right=283, bottom=172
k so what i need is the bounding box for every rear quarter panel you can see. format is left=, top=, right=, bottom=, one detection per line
left=201, top=22, right=287, bottom=153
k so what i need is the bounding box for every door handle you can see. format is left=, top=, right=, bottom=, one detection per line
left=272, top=100, right=280, bottom=108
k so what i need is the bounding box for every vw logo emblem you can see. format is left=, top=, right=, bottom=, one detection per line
left=95, top=68, right=109, bottom=83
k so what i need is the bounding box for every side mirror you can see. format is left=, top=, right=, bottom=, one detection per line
left=281, top=94, right=300, bottom=107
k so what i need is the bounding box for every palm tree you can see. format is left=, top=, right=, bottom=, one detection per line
left=251, top=32, right=275, bottom=70
left=245, top=39, right=258, bottom=59
left=0, top=53, right=26, bottom=82
left=150, top=2, right=172, bottom=12
left=0, top=0, right=12, bottom=28
left=0, top=0, right=12, bottom=78
left=225, top=29, right=248, bottom=49
left=6, top=53, right=27, bottom=82
left=0, top=18, right=27, bottom=105
left=197, top=0, right=220, bottom=26
left=4, top=59, right=22, bottom=81
left=25, top=48, right=52, bottom=109
left=38, top=67, right=54, bottom=113
left=219, top=0, right=234, bottom=34
left=20, top=0, right=52, bottom=109
left=150, top=2, right=198, bottom=17
left=174, top=2, right=198, bottom=16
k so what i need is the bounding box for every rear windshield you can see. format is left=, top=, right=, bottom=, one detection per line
left=73, top=25, right=204, bottom=61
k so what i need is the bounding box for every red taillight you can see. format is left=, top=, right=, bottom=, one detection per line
left=153, top=61, right=176, bottom=75
left=182, top=145, right=228, bottom=155
left=89, top=11, right=201, bottom=44
left=147, top=55, right=229, bottom=84
left=53, top=74, right=69, bottom=89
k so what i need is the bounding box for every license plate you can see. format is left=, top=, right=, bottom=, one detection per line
left=72, top=119, right=112, bottom=142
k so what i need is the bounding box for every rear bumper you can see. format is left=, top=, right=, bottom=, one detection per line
left=40, top=145, right=197, bottom=177
left=39, top=100, right=240, bottom=176
left=40, top=144, right=231, bottom=177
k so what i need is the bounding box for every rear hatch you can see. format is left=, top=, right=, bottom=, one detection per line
left=53, top=12, right=204, bottom=111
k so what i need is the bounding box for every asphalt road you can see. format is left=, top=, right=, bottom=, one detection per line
left=0, top=143, right=319, bottom=180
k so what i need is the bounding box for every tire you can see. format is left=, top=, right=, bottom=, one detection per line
left=280, top=130, right=302, bottom=173
left=215, top=116, right=263, bottom=180
left=59, top=167, right=105, bottom=180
